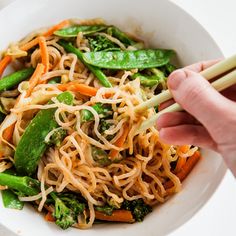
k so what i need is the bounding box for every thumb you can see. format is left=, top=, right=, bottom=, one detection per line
left=167, top=68, right=234, bottom=130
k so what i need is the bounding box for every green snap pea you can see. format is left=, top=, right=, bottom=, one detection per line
left=82, top=49, right=174, bottom=70
left=58, top=40, right=112, bottom=88
left=48, top=77, right=61, bottom=84
left=0, top=67, right=34, bottom=92
left=131, top=73, right=161, bottom=87
left=1, top=189, right=24, bottom=210
left=54, top=25, right=107, bottom=37
left=107, top=26, right=136, bottom=45
left=80, top=103, right=112, bottom=123
left=14, top=92, right=74, bottom=176
left=131, top=68, right=167, bottom=87
left=163, top=63, right=177, bottom=76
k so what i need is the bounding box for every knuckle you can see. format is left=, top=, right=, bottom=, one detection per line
left=177, top=81, right=209, bottom=109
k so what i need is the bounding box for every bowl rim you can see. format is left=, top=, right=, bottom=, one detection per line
left=0, top=0, right=227, bottom=235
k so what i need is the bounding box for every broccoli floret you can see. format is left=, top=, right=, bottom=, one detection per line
left=50, top=192, right=86, bottom=229
left=51, top=192, right=76, bottom=230
left=53, top=197, right=76, bottom=229
left=122, top=199, right=152, bottom=222
left=59, top=195, right=85, bottom=216
left=91, top=146, right=112, bottom=167
left=46, top=128, right=67, bottom=147
left=88, top=35, right=120, bottom=52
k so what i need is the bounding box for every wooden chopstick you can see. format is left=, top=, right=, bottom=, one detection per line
left=136, top=61, right=236, bottom=133
left=134, top=54, right=236, bottom=113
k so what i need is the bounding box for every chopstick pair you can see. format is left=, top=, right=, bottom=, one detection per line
left=136, top=54, right=236, bottom=133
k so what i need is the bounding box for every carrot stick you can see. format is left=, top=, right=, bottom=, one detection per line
left=45, top=212, right=55, bottom=222
left=109, top=123, right=129, bottom=159
left=174, top=145, right=189, bottom=173
left=164, top=151, right=201, bottom=189
left=20, top=37, right=39, bottom=51
left=58, top=81, right=98, bottom=97
left=174, top=156, right=186, bottom=174
left=0, top=55, right=12, bottom=78
left=2, top=122, right=16, bottom=142
left=25, top=63, right=45, bottom=97
left=38, top=37, right=49, bottom=73
left=95, top=210, right=134, bottom=223
left=43, top=19, right=69, bottom=37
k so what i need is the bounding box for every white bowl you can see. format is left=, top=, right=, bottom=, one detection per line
left=0, top=0, right=226, bottom=235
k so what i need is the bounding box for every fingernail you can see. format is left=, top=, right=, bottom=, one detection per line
left=168, top=69, right=187, bottom=90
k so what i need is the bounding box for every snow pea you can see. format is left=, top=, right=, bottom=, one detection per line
left=48, top=77, right=61, bottom=84
left=131, top=73, right=161, bottom=87
left=58, top=40, right=112, bottom=87
left=0, top=67, right=34, bottom=92
left=14, top=92, right=74, bottom=176
left=54, top=25, right=107, bottom=37
left=82, top=49, right=174, bottom=70
left=80, top=103, right=112, bottom=123
left=131, top=68, right=166, bottom=87
left=1, top=189, right=24, bottom=210
left=107, top=26, right=136, bottom=45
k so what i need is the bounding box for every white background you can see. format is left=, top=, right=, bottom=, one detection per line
left=0, top=0, right=235, bottom=235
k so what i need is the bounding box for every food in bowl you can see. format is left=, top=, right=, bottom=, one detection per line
left=0, top=18, right=200, bottom=230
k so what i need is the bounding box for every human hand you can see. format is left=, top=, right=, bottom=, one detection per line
left=157, top=61, right=236, bottom=176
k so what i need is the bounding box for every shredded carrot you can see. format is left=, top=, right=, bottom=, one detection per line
left=20, top=37, right=39, bottom=51
left=179, top=145, right=190, bottom=153
left=109, top=123, right=129, bottom=159
left=58, top=81, right=98, bottom=97
left=174, top=145, right=189, bottom=173
left=45, top=212, right=55, bottom=222
left=0, top=55, right=12, bottom=78
left=43, top=19, right=69, bottom=37
left=174, top=156, right=186, bottom=173
left=164, top=151, right=201, bottom=189
left=38, top=36, right=49, bottom=73
left=95, top=210, right=134, bottom=223
left=25, top=63, right=45, bottom=97
left=2, top=122, right=16, bottom=142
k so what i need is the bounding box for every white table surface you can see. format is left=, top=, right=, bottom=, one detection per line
left=0, top=0, right=235, bottom=235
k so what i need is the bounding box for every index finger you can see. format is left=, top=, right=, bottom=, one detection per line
left=185, top=59, right=221, bottom=73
